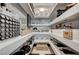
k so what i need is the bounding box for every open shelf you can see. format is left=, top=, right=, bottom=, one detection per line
left=50, top=33, right=79, bottom=53
left=50, top=4, right=79, bottom=25
left=0, top=33, right=33, bottom=55
left=26, top=4, right=79, bottom=26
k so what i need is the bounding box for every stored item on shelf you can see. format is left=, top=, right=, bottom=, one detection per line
left=63, top=30, right=73, bottom=40
left=57, top=9, right=66, bottom=17
left=0, top=13, right=20, bottom=40
left=66, top=3, right=77, bottom=10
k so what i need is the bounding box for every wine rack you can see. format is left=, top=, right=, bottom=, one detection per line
left=0, top=13, right=20, bottom=40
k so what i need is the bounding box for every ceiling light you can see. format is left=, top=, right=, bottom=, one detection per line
left=39, top=8, right=45, bottom=12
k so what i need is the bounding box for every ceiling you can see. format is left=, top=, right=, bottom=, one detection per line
left=30, top=3, right=57, bottom=18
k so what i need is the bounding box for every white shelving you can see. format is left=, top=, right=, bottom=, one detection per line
left=33, top=32, right=79, bottom=53
left=50, top=4, right=79, bottom=25
left=30, top=24, right=50, bottom=26
left=29, top=4, right=79, bottom=26
left=50, top=33, right=79, bottom=53
left=0, top=33, right=33, bottom=55
left=0, top=32, right=79, bottom=55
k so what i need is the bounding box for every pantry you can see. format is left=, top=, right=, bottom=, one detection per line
left=0, top=3, right=79, bottom=55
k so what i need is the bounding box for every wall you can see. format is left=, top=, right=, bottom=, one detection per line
left=52, top=29, right=64, bottom=38
left=73, top=29, right=79, bottom=42
left=20, top=18, right=27, bottom=27
left=34, top=34, right=51, bottom=40
left=32, top=26, right=50, bottom=32
left=31, top=18, right=51, bottom=24
left=52, top=29, right=79, bottom=43
left=20, top=17, right=28, bottom=36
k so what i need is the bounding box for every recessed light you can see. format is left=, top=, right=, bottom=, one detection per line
left=39, top=8, right=45, bottom=12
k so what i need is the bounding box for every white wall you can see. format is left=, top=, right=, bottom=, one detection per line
left=31, top=19, right=51, bottom=24
left=52, top=29, right=64, bottom=37
left=20, top=18, right=27, bottom=28
left=52, top=29, right=79, bottom=43
left=73, top=29, right=79, bottom=42
left=34, top=34, right=51, bottom=40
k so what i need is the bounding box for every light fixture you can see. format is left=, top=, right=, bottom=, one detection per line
left=39, top=8, right=45, bottom=12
